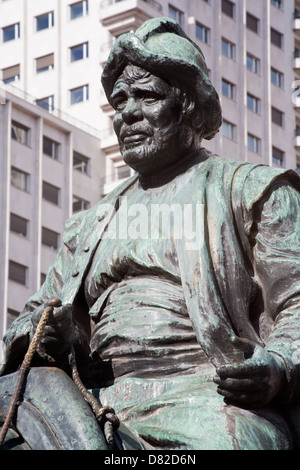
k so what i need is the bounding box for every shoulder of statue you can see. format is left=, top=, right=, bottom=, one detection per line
left=230, top=163, right=300, bottom=243
left=233, top=164, right=300, bottom=213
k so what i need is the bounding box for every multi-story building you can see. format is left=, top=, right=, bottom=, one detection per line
left=0, top=0, right=299, bottom=355
left=0, top=89, right=103, bottom=350
left=99, top=0, right=297, bottom=174
left=1, top=0, right=298, bottom=189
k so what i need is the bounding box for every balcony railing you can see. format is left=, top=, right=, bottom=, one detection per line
left=2, top=81, right=104, bottom=139
left=295, top=9, right=300, bottom=19
left=294, top=10, right=300, bottom=29
left=100, top=0, right=163, bottom=13
left=295, top=127, right=300, bottom=147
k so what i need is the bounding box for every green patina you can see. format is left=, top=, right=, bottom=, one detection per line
left=1, top=17, right=300, bottom=451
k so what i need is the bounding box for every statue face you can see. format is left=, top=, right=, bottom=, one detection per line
left=111, top=66, right=185, bottom=175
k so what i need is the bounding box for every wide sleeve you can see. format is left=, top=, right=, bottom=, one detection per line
left=250, top=182, right=300, bottom=404
left=1, top=210, right=87, bottom=374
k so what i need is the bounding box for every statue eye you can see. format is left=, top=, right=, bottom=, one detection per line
left=115, top=98, right=127, bottom=111
left=143, top=96, right=159, bottom=105
left=139, top=90, right=163, bottom=105
left=111, top=93, right=127, bottom=111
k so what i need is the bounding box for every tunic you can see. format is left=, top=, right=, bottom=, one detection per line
left=3, top=152, right=300, bottom=449
left=85, top=180, right=208, bottom=384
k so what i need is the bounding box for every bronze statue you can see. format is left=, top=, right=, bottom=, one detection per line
left=1, top=17, right=300, bottom=450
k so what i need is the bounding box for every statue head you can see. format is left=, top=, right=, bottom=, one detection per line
left=101, top=18, right=222, bottom=175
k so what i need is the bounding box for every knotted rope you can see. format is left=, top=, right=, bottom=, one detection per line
left=0, top=297, right=119, bottom=448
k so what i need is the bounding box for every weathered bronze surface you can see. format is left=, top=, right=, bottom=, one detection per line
left=1, top=17, right=300, bottom=450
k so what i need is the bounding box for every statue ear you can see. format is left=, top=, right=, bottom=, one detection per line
left=182, top=101, right=204, bottom=132
left=191, top=112, right=205, bottom=131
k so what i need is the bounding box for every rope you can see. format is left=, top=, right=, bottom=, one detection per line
left=0, top=297, right=61, bottom=447
left=0, top=297, right=120, bottom=449
left=69, top=344, right=119, bottom=447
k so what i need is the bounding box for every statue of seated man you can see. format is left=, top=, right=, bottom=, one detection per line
left=1, top=17, right=300, bottom=450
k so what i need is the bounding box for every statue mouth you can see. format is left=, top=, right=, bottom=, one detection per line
left=120, top=125, right=153, bottom=143
left=123, top=134, right=148, bottom=145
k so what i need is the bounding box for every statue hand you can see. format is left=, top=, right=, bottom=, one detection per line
left=31, top=301, right=73, bottom=358
left=213, top=336, right=285, bottom=408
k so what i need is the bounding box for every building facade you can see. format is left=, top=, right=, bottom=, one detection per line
left=0, top=0, right=299, bottom=355
left=99, top=0, right=298, bottom=175
left=0, top=90, right=103, bottom=350
left=1, top=0, right=298, bottom=188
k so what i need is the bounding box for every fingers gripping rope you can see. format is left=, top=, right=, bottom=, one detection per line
left=0, top=297, right=61, bottom=447
left=0, top=297, right=120, bottom=448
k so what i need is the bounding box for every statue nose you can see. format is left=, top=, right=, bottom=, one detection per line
left=122, top=98, right=142, bottom=124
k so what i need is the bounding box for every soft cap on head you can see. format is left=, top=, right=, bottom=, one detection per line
left=101, top=17, right=222, bottom=140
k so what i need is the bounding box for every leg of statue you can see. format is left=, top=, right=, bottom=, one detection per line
left=1, top=367, right=295, bottom=450
left=0, top=367, right=108, bottom=450
left=96, top=373, right=294, bottom=450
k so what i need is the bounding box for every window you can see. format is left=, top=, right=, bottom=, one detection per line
left=222, top=79, right=236, bottom=100
left=222, top=120, right=236, bottom=141
left=271, top=0, right=283, bottom=9
left=222, top=38, right=235, bottom=59
left=9, top=260, right=27, bottom=285
left=42, top=227, right=59, bottom=250
left=196, top=23, right=210, bottom=44
left=248, top=134, right=261, bottom=154
left=2, top=64, right=20, bottom=83
left=11, top=167, right=29, bottom=192
left=43, top=136, right=60, bottom=160
left=271, top=28, right=283, bottom=48
left=7, top=308, right=19, bottom=329
left=222, top=0, right=235, bottom=18
left=116, top=165, right=131, bottom=180
left=36, top=95, right=54, bottom=112
left=11, top=121, right=30, bottom=146
left=36, top=53, right=54, bottom=73
left=3, top=23, right=20, bottom=42
left=272, top=146, right=284, bottom=166
left=36, top=12, right=54, bottom=31
left=247, top=53, right=260, bottom=74
left=73, top=151, right=90, bottom=174
left=246, top=13, right=259, bottom=34
left=70, top=1, right=89, bottom=20
left=70, top=42, right=89, bottom=62
left=247, top=93, right=260, bottom=114
left=70, top=85, right=89, bottom=105
left=10, top=213, right=28, bottom=237
left=40, top=273, right=47, bottom=285
left=271, top=68, right=284, bottom=88
left=73, top=196, right=90, bottom=213
left=168, top=5, right=184, bottom=26
left=272, top=107, right=284, bottom=127
left=43, top=181, right=60, bottom=205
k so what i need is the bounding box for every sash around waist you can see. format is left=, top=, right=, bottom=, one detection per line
left=90, top=276, right=208, bottom=382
